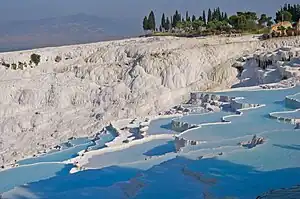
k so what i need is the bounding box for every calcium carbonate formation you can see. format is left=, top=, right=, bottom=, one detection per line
left=0, top=35, right=299, bottom=166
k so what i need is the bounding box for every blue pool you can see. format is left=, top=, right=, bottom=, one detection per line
left=17, top=143, right=93, bottom=165
left=1, top=86, right=300, bottom=198
left=0, top=163, right=73, bottom=193
left=147, top=117, right=177, bottom=135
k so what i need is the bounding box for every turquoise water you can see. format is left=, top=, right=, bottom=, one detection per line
left=179, top=87, right=300, bottom=141
left=0, top=163, right=73, bottom=193
left=17, top=131, right=116, bottom=166
left=68, top=137, right=91, bottom=146
left=147, top=117, right=177, bottom=135
left=87, top=133, right=115, bottom=151
left=85, top=138, right=174, bottom=169
left=0, top=130, right=117, bottom=194
left=17, top=143, right=93, bottom=165
left=2, top=86, right=300, bottom=198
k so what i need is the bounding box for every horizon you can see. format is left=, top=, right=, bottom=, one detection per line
left=0, top=0, right=299, bottom=23
left=0, top=0, right=299, bottom=52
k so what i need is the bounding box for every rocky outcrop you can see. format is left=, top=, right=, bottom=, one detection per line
left=174, top=136, right=202, bottom=152
left=232, top=43, right=300, bottom=88
left=240, top=135, right=265, bottom=149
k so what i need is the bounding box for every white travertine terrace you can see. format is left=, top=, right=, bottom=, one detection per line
left=233, top=44, right=300, bottom=88
left=0, top=35, right=299, bottom=166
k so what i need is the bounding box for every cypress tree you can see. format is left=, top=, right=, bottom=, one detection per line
left=173, top=10, right=181, bottom=27
left=203, top=10, right=206, bottom=24
left=208, top=9, right=212, bottom=22
left=211, top=8, right=216, bottom=20
left=165, top=17, right=170, bottom=31
left=217, top=7, right=221, bottom=21
left=172, top=14, right=176, bottom=28
left=161, top=13, right=166, bottom=31
left=143, top=16, right=149, bottom=30
left=224, top=12, right=228, bottom=21
left=288, top=3, right=291, bottom=11
left=192, top=15, right=196, bottom=22
left=186, top=11, right=190, bottom=21
left=283, top=3, right=288, bottom=11
left=148, top=11, right=156, bottom=31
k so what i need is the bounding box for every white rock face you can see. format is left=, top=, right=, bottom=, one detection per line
left=0, top=35, right=299, bottom=165
left=233, top=42, right=300, bottom=87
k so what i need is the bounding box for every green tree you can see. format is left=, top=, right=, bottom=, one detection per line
left=148, top=11, right=156, bottom=31
left=224, top=13, right=228, bottom=21
left=275, top=4, right=300, bottom=22
left=192, top=15, right=196, bottom=22
left=208, top=9, right=212, bottom=22
left=212, top=8, right=217, bottom=21
left=192, top=19, right=204, bottom=31
left=229, top=14, right=247, bottom=30
left=278, top=10, right=293, bottom=22
left=203, top=10, right=206, bottom=24
left=229, top=12, right=258, bottom=31
left=161, top=13, right=166, bottom=31
left=258, top=14, right=268, bottom=27
left=143, top=16, right=149, bottom=31
left=216, top=7, right=221, bottom=21
left=207, top=20, right=229, bottom=31
left=30, top=53, right=41, bottom=66
left=238, top=12, right=257, bottom=21
left=172, top=10, right=181, bottom=27
left=165, top=17, right=171, bottom=31
left=186, top=11, right=190, bottom=22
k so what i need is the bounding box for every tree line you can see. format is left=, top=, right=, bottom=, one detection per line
left=142, top=3, right=300, bottom=34
left=275, top=3, right=300, bottom=23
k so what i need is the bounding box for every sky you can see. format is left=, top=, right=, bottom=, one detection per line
left=0, top=0, right=299, bottom=23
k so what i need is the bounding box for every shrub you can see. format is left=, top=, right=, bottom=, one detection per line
left=11, top=63, right=17, bottom=70
left=1, top=61, right=10, bottom=69
left=30, top=53, right=41, bottom=66
left=55, top=55, right=62, bottom=63
left=18, top=61, right=25, bottom=70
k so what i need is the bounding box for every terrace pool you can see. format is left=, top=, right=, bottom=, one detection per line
left=0, top=163, right=72, bottom=193
left=147, top=117, right=177, bottom=135
left=17, top=143, right=93, bottom=165
left=2, top=86, right=300, bottom=198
